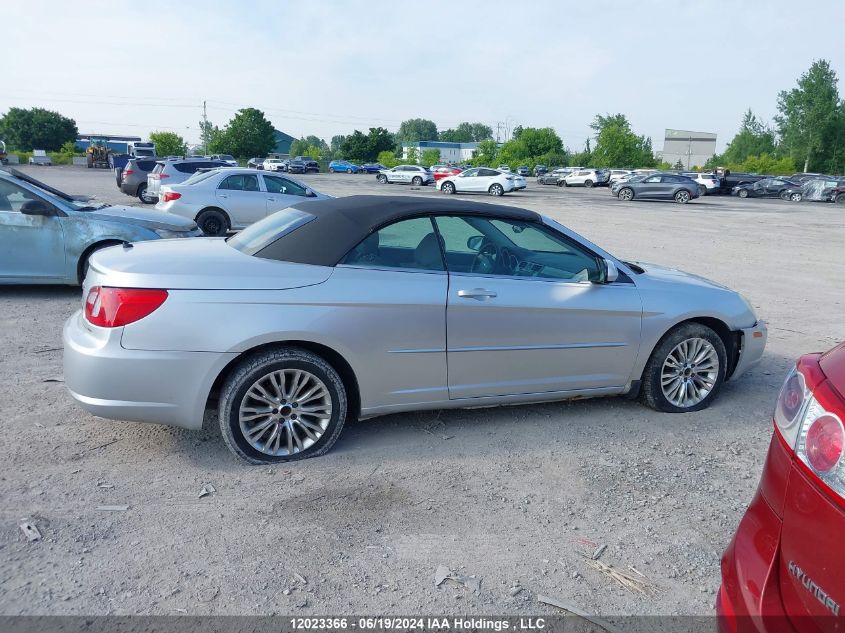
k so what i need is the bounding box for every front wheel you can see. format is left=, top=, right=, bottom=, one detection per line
left=441, top=181, right=456, bottom=195
left=674, top=190, right=691, bottom=204
left=640, top=323, right=727, bottom=413
left=836, top=193, right=845, bottom=204
left=196, top=208, right=229, bottom=237
left=329, top=167, right=335, bottom=173
left=377, top=174, right=388, bottom=184
left=489, top=183, right=504, bottom=196
left=219, top=348, right=347, bottom=464
left=617, top=187, right=634, bottom=201
left=790, top=192, right=802, bottom=202
left=737, top=189, right=748, bottom=198
left=346, top=168, right=353, bottom=174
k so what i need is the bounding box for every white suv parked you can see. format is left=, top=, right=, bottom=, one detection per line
left=436, top=167, right=516, bottom=197
left=681, top=172, right=719, bottom=194
left=560, top=169, right=607, bottom=188
left=376, top=165, right=434, bottom=186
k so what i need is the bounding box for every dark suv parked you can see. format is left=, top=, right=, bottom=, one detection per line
left=119, top=158, right=161, bottom=204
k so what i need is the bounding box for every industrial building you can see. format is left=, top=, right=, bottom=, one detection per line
left=659, top=129, right=717, bottom=170
left=402, top=140, right=480, bottom=163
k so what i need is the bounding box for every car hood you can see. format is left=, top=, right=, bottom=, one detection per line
left=88, top=237, right=333, bottom=290
left=631, top=261, right=731, bottom=292
left=85, top=205, right=196, bottom=231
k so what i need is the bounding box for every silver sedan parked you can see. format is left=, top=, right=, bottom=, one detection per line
left=64, top=196, right=767, bottom=463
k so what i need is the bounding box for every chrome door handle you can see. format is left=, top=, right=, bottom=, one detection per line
left=457, top=288, right=497, bottom=300
left=218, top=194, right=228, bottom=198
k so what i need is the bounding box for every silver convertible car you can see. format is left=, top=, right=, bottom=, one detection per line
left=63, top=196, right=767, bottom=463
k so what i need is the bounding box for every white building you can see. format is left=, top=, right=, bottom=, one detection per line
left=401, top=141, right=480, bottom=164
left=660, top=129, right=717, bottom=170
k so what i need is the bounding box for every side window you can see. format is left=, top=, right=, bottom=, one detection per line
left=340, top=217, right=443, bottom=271
left=219, top=175, right=259, bottom=191
left=0, top=179, right=41, bottom=213
left=644, top=175, right=661, bottom=183
left=434, top=216, right=601, bottom=282
left=461, top=168, right=479, bottom=178
left=479, top=168, right=499, bottom=177
left=264, top=176, right=307, bottom=196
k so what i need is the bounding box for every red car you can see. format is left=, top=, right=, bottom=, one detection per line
left=718, top=342, right=845, bottom=632
left=432, top=166, right=462, bottom=181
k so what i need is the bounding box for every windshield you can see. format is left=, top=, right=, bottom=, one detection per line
left=220, top=155, right=234, bottom=161
left=227, top=207, right=315, bottom=256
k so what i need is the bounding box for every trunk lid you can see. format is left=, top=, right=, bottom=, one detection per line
left=87, top=237, right=333, bottom=291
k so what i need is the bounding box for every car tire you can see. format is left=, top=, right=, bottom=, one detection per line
left=219, top=347, right=348, bottom=464
left=196, top=208, right=229, bottom=237
left=790, top=192, right=802, bottom=202
left=557, top=181, right=565, bottom=187
left=836, top=193, right=845, bottom=204
left=737, top=189, right=748, bottom=198
left=329, top=167, right=335, bottom=173
left=137, top=183, right=154, bottom=204
left=346, top=168, right=353, bottom=174
left=377, top=174, right=388, bottom=184
left=674, top=190, right=691, bottom=204
left=618, top=187, right=634, bottom=201
left=639, top=322, right=727, bottom=413
left=584, top=179, right=593, bottom=188
left=698, top=185, right=707, bottom=196
left=780, top=191, right=791, bottom=201
left=412, top=176, right=423, bottom=186
left=441, top=181, right=456, bottom=195
left=489, top=183, right=504, bottom=196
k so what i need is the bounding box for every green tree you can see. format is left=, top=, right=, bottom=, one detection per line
left=377, top=150, right=398, bottom=168
left=589, top=114, right=656, bottom=168
left=366, top=127, right=395, bottom=158
left=470, top=139, right=499, bottom=166
left=571, top=139, right=592, bottom=167
left=725, top=153, right=795, bottom=175
left=340, top=130, right=370, bottom=162
left=440, top=122, right=493, bottom=142
left=420, top=149, right=441, bottom=167
left=517, top=127, right=563, bottom=157
left=217, top=108, right=275, bottom=158
left=776, top=59, right=844, bottom=172
left=0, top=107, right=77, bottom=151
left=149, top=131, right=186, bottom=157
left=395, top=118, right=438, bottom=146
left=673, top=159, right=685, bottom=170
left=511, top=125, right=524, bottom=140
left=720, top=110, right=778, bottom=165
left=405, top=146, right=419, bottom=164
left=199, top=119, right=215, bottom=153
left=330, top=135, right=346, bottom=152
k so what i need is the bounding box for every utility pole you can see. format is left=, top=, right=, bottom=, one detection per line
left=202, top=100, right=209, bottom=155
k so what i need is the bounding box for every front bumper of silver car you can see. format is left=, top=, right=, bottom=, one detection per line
left=730, top=320, right=768, bottom=380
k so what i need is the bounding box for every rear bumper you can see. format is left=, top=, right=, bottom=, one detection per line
left=730, top=321, right=768, bottom=380
left=63, top=311, right=236, bottom=430
left=718, top=490, right=792, bottom=632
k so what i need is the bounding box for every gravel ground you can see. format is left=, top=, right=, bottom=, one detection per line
left=1, top=165, right=842, bottom=617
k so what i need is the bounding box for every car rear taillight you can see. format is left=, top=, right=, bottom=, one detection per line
left=84, top=286, right=168, bottom=328
left=123, top=169, right=134, bottom=177
left=774, top=357, right=845, bottom=502
left=159, top=173, right=170, bottom=179
left=162, top=191, right=181, bottom=202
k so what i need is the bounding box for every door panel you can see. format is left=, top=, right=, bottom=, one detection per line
left=446, top=275, right=642, bottom=399
left=216, top=174, right=265, bottom=228
left=0, top=211, right=66, bottom=281
left=329, top=266, right=448, bottom=409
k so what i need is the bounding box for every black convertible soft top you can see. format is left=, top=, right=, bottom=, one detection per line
left=255, top=195, right=543, bottom=267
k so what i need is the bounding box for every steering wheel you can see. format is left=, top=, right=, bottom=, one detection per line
left=470, top=241, right=499, bottom=274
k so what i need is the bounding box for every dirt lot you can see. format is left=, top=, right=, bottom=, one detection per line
left=1, top=165, right=843, bottom=618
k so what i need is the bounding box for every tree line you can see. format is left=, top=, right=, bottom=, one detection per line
left=1, top=60, right=842, bottom=175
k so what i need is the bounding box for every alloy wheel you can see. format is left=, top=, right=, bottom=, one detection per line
left=675, top=190, right=690, bottom=203
left=619, top=188, right=633, bottom=201
left=239, top=369, right=333, bottom=457
left=660, top=338, right=719, bottom=408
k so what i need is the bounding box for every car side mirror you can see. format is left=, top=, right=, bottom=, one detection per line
left=467, top=235, right=484, bottom=251
left=20, top=199, right=56, bottom=216
left=305, top=189, right=317, bottom=198
left=603, top=259, right=619, bottom=283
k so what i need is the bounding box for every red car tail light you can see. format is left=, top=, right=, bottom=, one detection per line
left=774, top=356, right=845, bottom=503
left=162, top=191, right=181, bottom=202
left=123, top=169, right=134, bottom=177
left=84, top=287, right=168, bottom=328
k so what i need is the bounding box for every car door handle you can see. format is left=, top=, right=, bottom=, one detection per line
left=218, top=194, right=228, bottom=198
left=457, top=288, right=497, bottom=300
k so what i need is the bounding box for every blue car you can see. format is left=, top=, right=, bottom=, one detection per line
left=359, top=162, right=387, bottom=174
left=328, top=160, right=360, bottom=174
left=0, top=168, right=199, bottom=285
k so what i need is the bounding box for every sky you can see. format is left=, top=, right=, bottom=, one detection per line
left=3, top=1, right=845, bottom=153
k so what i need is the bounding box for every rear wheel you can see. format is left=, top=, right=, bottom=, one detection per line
left=196, top=208, right=229, bottom=237
left=346, top=168, right=352, bottom=174
left=674, top=190, right=691, bottom=204
left=137, top=183, right=154, bottom=204
left=329, top=167, right=335, bottom=173
left=489, top=183, right=504, bottom=196
left=617, top=187, right=634, bottom=201
left=836, top=193, right=845, bottom=204
left=640, top=323, right=727, bottom=413
left=219, top=347, right=347, bottom=464
left=790, top=192, right=802, bottom=202
left=584, top=179, right=593, bottom=188
left=737, top=189, right=749, bottom=198
left=441, top=181, right=456, bottom=195
left=412, top=176, right=423, bottom=186
left=377, top=174, right=388, bottom=184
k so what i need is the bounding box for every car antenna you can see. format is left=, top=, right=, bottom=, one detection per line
left=122, top=242, right=133, bottom=249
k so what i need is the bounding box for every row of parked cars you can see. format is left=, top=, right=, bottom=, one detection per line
left=248, top=156, right=321, bottom=174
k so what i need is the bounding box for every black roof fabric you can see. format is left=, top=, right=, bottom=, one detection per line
left=255, top=195, right=542, bottom=267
